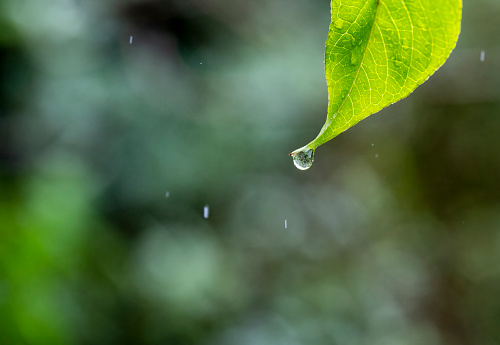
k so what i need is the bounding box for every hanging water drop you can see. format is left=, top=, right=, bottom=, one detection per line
left=290, top=147, right=315, bottom=170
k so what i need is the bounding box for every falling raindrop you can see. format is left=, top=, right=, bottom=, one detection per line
left=285, top=219, right=288, bottom=229
left=480, top=50, right=485, bottom=62
left=290, top=147, right=315, bottom=170
left=203, top=205, right=209, bottom=219
left=165, top=191, right=170, bottom=198
left=129, top=36, right=133, bottom=44
left=371, top=143, right=374, bottom=147
left=375, top=153, right=379, bottom=158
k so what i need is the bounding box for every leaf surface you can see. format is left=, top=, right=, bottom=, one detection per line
left=291, top=0, right=462, bottom=170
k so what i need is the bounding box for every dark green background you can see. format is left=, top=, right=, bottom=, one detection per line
left=1, top=0, right=499, bottom=344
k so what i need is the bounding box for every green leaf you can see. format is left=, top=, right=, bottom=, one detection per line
left=290, top=0, right=462, bottom=170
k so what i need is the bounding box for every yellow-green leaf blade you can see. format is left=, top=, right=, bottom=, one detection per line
left=291, top=0, right=462, bottom=169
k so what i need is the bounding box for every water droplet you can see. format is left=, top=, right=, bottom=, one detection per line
left=291, top=147, right=315, bottom=170
left=165, top=191, right=170, bottom=198
left=334, top=19, right=344, bottom=30
left=375, top=153, right=379, bottom=158
left=351, top=53, right=358, bottom=65
left=203, top=205, right=209, bottom=219
left=285, top=219, right=288, bottom=229
left=480, top=50, right=485, bottom=62
left=371, top=143, right=374, bottom=146
left=129, top=35, right=133, bottom=44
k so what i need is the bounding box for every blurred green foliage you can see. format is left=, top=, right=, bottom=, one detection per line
left=0, top=0, right=499, bottom=344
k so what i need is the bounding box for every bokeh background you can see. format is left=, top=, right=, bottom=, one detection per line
left=1, top=0, right=499, bottom=344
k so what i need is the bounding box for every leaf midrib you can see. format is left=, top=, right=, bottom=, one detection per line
left=312, top=0, right=382, bottom=149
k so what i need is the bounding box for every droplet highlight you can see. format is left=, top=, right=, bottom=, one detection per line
left=291, top=147, right=315, bottom=170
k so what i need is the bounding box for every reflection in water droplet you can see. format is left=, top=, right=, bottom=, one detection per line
left=291, top=147, right=315, bottom=170
left=204, top=205, right=209, bottom=219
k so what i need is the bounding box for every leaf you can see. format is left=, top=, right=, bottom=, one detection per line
left=290, top=0, right=462, bottom=170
